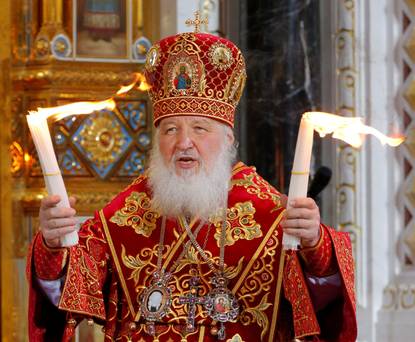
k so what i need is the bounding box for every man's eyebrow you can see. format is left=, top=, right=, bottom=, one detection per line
left=191, top=118, right=213, bottom=126
left=160, top=119, right=177, bottom=126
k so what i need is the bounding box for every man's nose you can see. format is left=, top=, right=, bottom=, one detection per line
left=176, top=130, right=194, bottom=150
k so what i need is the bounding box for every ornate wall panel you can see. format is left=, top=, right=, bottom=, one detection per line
left=1, top=1, right=17, bottom=341
left=2, top=0, right=160, bottom=339
left=400, top=0, right=415, bottom=268
left=334, top=0, right=363, bottom=303
left=375, top=1, right=415, bottom=340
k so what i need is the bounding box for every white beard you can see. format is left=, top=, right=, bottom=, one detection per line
left=148, top=135, right=236, bottom=221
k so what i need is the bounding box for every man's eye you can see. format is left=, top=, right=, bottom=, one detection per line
left=165, top=127, right=177, bottom=134
left=194, top=126, right=207, bottom=132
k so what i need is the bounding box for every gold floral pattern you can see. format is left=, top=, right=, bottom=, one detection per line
left=241, top=293, right=272, bottom=340
left=121, top=244, right=158, bottom=286
left=109, top=191, right=159, bottom=237
left=211, top=201, right=262, bottom=247
left=238, top=226, right=279, bottom=339
left=231, top=173, right=281, bottom=209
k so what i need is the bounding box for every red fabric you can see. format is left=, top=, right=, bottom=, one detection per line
left=300, top=224, right=337, bottom=277
left=27, top=163, right=357, bottom=341
left=283, top=225, right=357, bottom=341
left=27, top=234, right=68, bottom=341
left=33, top=233, right=68, bottom=280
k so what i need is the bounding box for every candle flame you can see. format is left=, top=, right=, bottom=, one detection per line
left=29, top=99, right=117, bottom=122
left=116, top=72, right=151, bottom=95
left=303, top=112, right=405, bottom=148
left=27, top=72, right=150, bottom=122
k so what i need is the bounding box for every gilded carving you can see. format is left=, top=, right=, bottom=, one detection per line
left=34, top=36, right=50, bottom=60
left=110, top=192, right=159, bottom=237
left=11, top=68, right=137, bottom=87
left=70, top=192, right=119, bottom=209
left=10, top=141, right=24, bottom=175
left=76, top=112, right=126, bottom=168
left=382, top=284, right=415, bottom=310
left=335, top=0, right=363, bottom=304
left=211, top=201, right=262, bottom=247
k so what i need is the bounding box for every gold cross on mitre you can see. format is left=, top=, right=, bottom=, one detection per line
left=185, top=11, right=208, bottom=33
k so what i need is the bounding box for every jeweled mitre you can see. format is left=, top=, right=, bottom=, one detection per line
left=144, top=32, right=246, bottom=127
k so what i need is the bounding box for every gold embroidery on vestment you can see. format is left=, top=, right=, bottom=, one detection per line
left=232, top=211, right=284, bottom=340
left=241, top=293, right=272, bottom=340
left=121, top=244, right=159, bottom=285
left=212, top=201, right=262, bottom=246
left=238, top=230, right=277, bottom=339
left=231, top=173, right=281, bottom=208
left=109, top=191, right=159, bottom=237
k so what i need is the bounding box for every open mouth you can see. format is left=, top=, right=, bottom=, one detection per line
left=179, top=157, right=195, bottom=162
left=175, top=155, right=199, bottom=169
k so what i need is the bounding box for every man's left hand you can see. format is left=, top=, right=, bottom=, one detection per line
left=280, top=196, right=321, bottom=248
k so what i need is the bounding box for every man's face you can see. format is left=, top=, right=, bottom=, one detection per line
left=158, top=116, right=234, bottom=176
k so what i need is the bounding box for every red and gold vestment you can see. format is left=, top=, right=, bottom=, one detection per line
left=27, top=162, right=357, bottom=341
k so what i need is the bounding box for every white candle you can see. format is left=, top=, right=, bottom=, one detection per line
left=283, top=114, right=314, bottom=250
left=26, top=115, right=78, bottom=247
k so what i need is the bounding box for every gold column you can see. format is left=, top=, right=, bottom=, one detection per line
left=40, top=0, right=63, bottom=34
left=143, top=0, right=160, bottom=42
left=0, top=0, right=14, bottom=340
left=136, top=0, right=143, bottom=37
left=34, top=0, right=67, bottom=60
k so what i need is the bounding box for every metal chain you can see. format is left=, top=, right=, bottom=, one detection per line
left=156, top=207, right=227, bottom=276
left=168, top=219, right=206, bottom=274
left=181, top=205, right=228, bottom=275
left=156, top=216, right=167, bottom=272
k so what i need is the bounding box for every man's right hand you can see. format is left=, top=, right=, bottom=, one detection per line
left=39, top=195, right=78, bottom=248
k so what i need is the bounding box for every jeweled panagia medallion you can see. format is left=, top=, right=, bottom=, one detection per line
left=204, top=275, right=239, bottom=340
left=139, top=271, right=172, bottom=335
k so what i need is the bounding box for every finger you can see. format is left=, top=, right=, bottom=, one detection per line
left=283, top=227, right=315, bottom=240
left=40, top=195, right=62, bottom=209
left=44, top=217, right=78, bottom=230
left=281, top=218, right=315, bottom=230
left=280, top=194, right=288, bottom=208
left=69, top=196, right=77, bottom=207
left=289, top=197, right=318, bottom=209
left=43, top=226, right=77, bottom=241
left=48, top=206, right=76, bottom=219
left=286, top=208, right=320, bottom=219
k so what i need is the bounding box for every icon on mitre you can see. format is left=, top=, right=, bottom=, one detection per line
left=173, top=64, right=192, bottom=90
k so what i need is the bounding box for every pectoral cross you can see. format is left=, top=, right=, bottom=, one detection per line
left=179, top=277, right=206, bottom=332
left=185, top=11, right=209, bottom=33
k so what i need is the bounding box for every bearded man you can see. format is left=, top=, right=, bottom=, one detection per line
left=27, top=28, right=357, bottom=342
